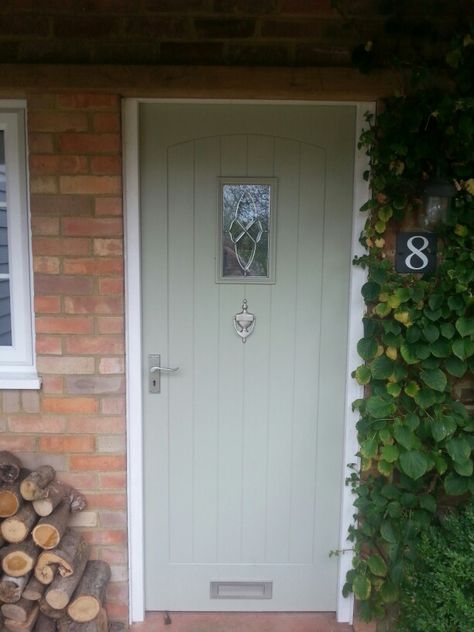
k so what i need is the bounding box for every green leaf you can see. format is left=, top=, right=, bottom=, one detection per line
left=414, top=343, right=431, bottom=359
left=353, top=575, right=371, bottom=601
left=444, top=356, right=468, bottom=377
left=420, top=369, right=447, bottom=392
left=380, top=520, right=397, bottom=543
left=419, top=494, right=436, bottom=513
left=431, top=419, right=448, bottom=442
left=378, top=460, right=394, bottom=476
left=386, top=382, right=402, bottom=397
left=355, top=365, right=372, bottom=385
left=361, top=281, right=381, bottom=302
left=375, top=302, right=392, bottom=318
left=433, top=453, right=448, bottom=475
left=360, top=436, right=378, bottom=459
left=431, top=339, right=451, bottom=358
left=370, top=355, right=395, bottom=379
left=387, top=501, right=402, bottom=518
left=446, top=437, right=471, bottom=463
left=381, top=444, right=400, bottom=463
left=367, top=554, right=388, bottom=577
left=394, top=288, right=411, bottom=303
left=400, top=343, right=419, bottom=365
left=406, top=326, right=421, bottom=343
left=455, top=316, right=474, bottom=337
left=422, top=323, right=440, bottom=343
left=454, top=459, right=473, bottom=476
left=357, top=337, right=378, bottom=360
left=414, top=388, right=439, bottom=408
left=428, top=294, right=444, bottom=310
left=424, top=308, right=442, bottom=321
left=452, top=338, right=474, bottom=360
left=440, top=322, right=456, bottom=339
left=448, top=294, right=465, bottom=312
left=393, top=425, right=416, bottom=450
left=366, top=396, right=396, bottom=419
left=444, top=473, right=469, bottom=496
left=399, top=450, right=429, bottom=480
left=404, top=381, right=420, bottom=398
left=405, top=413, right=420, bottom=430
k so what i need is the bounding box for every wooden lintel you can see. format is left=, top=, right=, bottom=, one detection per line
left=0, top=64, right=394, bottom=100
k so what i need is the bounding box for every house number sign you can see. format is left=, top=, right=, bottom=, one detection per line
left=395, top=232, right=437, bottom=274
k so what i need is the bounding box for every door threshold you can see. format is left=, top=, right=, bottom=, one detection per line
left=129, top=611, right=354, bottom=632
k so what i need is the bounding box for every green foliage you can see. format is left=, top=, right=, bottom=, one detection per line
left=345, top=28, right=474, bottom=623
left=396, top=502, right=474, bottom=632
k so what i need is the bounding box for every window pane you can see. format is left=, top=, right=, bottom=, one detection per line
left=0, top=130, right=12, bottom=346
left=222, top=183, right=271, bottom=279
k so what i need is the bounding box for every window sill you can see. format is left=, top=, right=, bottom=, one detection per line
left=0, top=372, right=42, bottom=390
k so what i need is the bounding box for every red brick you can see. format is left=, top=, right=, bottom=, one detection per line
left=30, top=196, right=93, bottom=217
left=35, top=275, right=94, bottom=296
left=27, top=95, right=57, bottom=109
left=59, top=133, right=120, bottom=154
left=104, top=602, right=128, bottom=620
left=62, top=217, right=123, bottom=237
left=67, top=416, right=125, bottom=434
left=64, top=296, right=123, bottom=315
left=40, top=376, right=64, bottom=394
left=33, top=237, right=90, bottom=257
left=87, top=493, right=126, bottom=510
left=43, top=398, right=99, bottom=414
left=92, top=112, right=120, bottom=133
left=35, top=316, right=93, bottom=334
left=96, top=317, right=123, bottom=334
left=0, top=14, right=49, bottom=36
left=31, top=216, right=60, bottom=236
left=81, top=530, right=126, bottom=546
left=98, top=357, right=124, bottom=375
left=34, top=296, right=61, bottom=313
left=95, top=197, right=122, bottom=216
left=261, top=18, right=323, bottom=38
left=39, top=435, right=96, bottom=453
left=28, top=111, right=89, bottom=133
left=65, top=336, right=124, bottom=355
left=99, top=279, right=123, bottom=295
left=106, top=581, right=128, bottom=601
left=36, top=335, right=63, bottom=355
left=60, top=175, right=121, bottom=195
left=30, top=154, right=89, bottom=175
left=70, top=455, right=125, bottom=471
left=57, top=94, right=119, bottom=109
left=280, top=0, right=334, bottom=14
left=101, top=398, right=125, bottom=415
left=99, top=471, right=126, bottom=488
left=63, top=258, right=123, bottom=275
left=99, top=547, right=127, bottom=565
left=194, top=18, right=255, bottom=38
left=30, top=176, right=58, bottom=195
left=7, top=415, right=66, bottom=434
left=65, top=376, right=124, bottom=396
left=90, top=156, right=122, bottom=175
left=58, top=472, right=98, bottom=490
left=29, top=133, right=54, bottom=153
left=93, top=238, right=123, bottom=257
left=37, top=356, right=95, bottom=374
left=33, top=256, right=60, bottom=274
left=0, top=436, right=37, bottom=452
left=53, top=15, right=119, bottom=38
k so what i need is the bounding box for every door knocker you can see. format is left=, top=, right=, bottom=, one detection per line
left=233, top=299, right=255, bottom=343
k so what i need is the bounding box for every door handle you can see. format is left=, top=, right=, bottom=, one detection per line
left=150, top=365, right=180, bottom=373
left=148, top=354, right=179, bottom=394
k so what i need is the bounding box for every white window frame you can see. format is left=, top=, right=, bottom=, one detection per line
left=0, top=101, right=40, bottom=389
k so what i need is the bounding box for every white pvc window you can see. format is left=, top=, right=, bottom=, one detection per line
left=0, top=103, right=40, bottom=389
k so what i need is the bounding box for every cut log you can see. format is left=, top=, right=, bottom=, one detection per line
left=19, top=467, right=55, bottom=502
left=33, top=614, right=56, bottom=632
left=66, top=561, right=110, bottom=623
left=35, top=530, right=85, bottom=585
left=45, top=539, right=90, bottom=610
left=0, top=453, right=22, bottom=484
left=1, top=505, right=38, bottom=544
left=1, top=598, right=36, bottom=623
left=22, top=576, right=46, bottom=601
left=2, top=604, right=38, bottom=632
left=0, top=471, right=30, bottom=519
left=31, top=502, right=70, bottom=550
left=39, top=599, right=67, bottom=620
left=0, top=540, right=40, bottom=577
left=32, top=482, right=86, bottom=518
left=57, top=609, right=107, bottom=632
left=0, top=574, right=30, bottom=603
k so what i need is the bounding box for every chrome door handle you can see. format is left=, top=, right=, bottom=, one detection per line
left=150, top=365, right=180, bottom=373
left=148, top=354, right=179, bottom=394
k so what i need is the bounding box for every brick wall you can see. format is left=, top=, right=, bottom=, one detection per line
left=1, top=93, right=128, bottom=622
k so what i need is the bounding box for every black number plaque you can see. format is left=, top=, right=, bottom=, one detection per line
left=395, top=232, right=437, bottom=274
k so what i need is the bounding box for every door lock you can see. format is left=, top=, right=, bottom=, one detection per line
left=148, top=354, right=180, bottom=394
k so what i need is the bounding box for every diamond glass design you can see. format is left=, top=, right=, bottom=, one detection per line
left=220, top=179, right=275, bottom=282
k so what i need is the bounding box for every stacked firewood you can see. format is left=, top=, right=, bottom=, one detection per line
left=0, top=452, right=111, bottom=632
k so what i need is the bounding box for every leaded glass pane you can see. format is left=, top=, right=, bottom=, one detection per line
left=219, top=179, right=276, bottom=283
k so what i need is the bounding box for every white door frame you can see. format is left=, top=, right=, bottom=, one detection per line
left=123, top=98, right=374, bottom=624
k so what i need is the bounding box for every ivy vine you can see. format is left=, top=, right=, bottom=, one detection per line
left=344, top=30, right=474, bottom=623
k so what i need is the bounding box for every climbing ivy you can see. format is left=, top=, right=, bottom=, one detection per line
left=344, top=30, right=474, bottom=623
